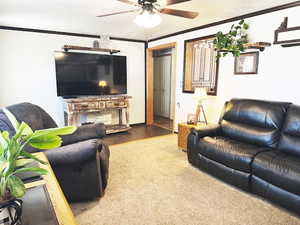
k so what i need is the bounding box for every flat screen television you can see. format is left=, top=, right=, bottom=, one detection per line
left=54, top=51, right=127, bottom=97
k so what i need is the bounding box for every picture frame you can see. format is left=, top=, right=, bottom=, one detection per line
left=234, top=52, right=259, bottom=75
left=183, top=34, right=219, bottom=95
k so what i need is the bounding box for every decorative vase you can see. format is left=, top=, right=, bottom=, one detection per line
left=93, top=40, right=99, bottom=48
left=0, top=199, right=23, bottom=225
left=99, top=35, right=112, bottom=50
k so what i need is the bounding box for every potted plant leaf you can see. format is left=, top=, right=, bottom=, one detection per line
left=213, top=20, right=249, bottom=58
left=0, top=108, right=76, bottom=225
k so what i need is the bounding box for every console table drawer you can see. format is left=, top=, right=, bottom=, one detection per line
left=72, top=102, right=99, bottom=111
left=98, top=102, right=106, bottom=109
left=106, top=101, right=127, bottom=108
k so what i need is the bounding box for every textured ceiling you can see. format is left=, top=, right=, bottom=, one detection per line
left=0, top=0, right=297, bottom=40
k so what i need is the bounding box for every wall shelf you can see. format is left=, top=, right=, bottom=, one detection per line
left=218, top=42, right=271, bottom=53
left=243, top=42, right=271, bottom=51
left=62, top=45, right=120, bottom=54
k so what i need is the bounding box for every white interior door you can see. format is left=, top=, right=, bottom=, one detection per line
left=154, top=55, right=172, bottom=118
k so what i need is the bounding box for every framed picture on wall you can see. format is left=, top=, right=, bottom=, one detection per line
left=234, top=52, right=259, bottom=75
left=183, top=34, right=219, bottom=95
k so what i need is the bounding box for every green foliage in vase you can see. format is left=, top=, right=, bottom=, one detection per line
left=213, top=20, right=249, bottom=58
left=0, top=109, right=76, bottom=201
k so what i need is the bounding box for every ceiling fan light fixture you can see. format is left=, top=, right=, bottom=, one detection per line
left=133, top=9, right=162, bottom=28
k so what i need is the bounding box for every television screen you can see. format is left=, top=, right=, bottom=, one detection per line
left=54, top=51, right=127, bottom=97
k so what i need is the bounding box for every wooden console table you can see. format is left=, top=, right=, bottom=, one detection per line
left=62, top=96, right=132, bottom=134
left=25, top=153, right=77, bottom=225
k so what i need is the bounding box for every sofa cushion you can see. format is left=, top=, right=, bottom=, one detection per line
left=7, top=102, right=57, bottom=131
left=221, top=99, right=290, bottom=148
left=278, top=104, right=300, bottom=157
left=251, top=175, right=300, bottom=215
left=197, top=153, right=251, bottom=191
left=252, top=150, right=300, bottom=195
left=221, top=120, right=282, bottom=148
left=197, top=136, right=267, bottom=173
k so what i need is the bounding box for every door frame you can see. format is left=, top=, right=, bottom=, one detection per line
left=146, top=42, right=177, bottom=126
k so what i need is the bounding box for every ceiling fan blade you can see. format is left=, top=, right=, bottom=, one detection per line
left=97, top=9, right=138, bottom=18
left=160, top=8, right=198, bottom=19
left=117, top=0, right=138, bottom=6
left=165, top=0, right=191, bottom=6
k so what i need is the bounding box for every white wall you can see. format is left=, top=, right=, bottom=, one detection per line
left=149, top=6, right=300, bottom=131
left=0, top=30, right=145, bottom=126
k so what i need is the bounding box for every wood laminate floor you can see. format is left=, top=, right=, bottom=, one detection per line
left=104, top=124, right=172, bottom=145
left=154, top=115, right=173, bottom=131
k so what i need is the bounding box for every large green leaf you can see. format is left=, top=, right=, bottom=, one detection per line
left=7, top=138, right=19, bottom=158
left=7, top=175, right=25, bottom=198
left=14, top=122, right=33, bottom=139
left=1, top=131, right=10, bottom=142
left=28, top=135, right=62, bottom=149
left=13, top=167, right=48, bottom=175
left=15, top=158, right=34, bottom=167
left=30, top=126, right=76, bottom=140
left=3, top=108, right=19, bottom=132
left=0, top=133, right=8, bottom=149
left=0, top=148, right=3, bottom=158
left=0, top=160, right=8, bottom=174
left=19, top=151, right=47, bottom=165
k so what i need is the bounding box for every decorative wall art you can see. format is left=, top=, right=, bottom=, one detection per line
left=183, top=35, right=219, bottom=95
left=274, top=17, right=300, bottom=47
left=234, top=52, right=259, bottom=75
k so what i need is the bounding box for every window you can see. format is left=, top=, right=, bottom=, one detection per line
left=183, top=35, right=219, bottom=95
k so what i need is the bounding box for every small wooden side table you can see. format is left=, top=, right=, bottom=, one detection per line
left=178, top=123, right=206, bottom=151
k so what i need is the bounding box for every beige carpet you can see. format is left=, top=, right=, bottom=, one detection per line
left=72, top=134, right=300, bottom=225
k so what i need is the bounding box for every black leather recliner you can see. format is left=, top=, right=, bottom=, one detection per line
left=188, top=99, right=300, bottom=215
left=0, top=102, right=110, bottom=202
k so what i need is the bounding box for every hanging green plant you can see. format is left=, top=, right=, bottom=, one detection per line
left=213, top=20, right=249, bottom=58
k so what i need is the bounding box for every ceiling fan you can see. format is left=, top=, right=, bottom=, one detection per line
left=97, top=0, right=199, bottom=28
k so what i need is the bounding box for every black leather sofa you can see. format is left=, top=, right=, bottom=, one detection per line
left=188, top=99, right=300, bottom=215
left=0, top=102, right=110, bottom=202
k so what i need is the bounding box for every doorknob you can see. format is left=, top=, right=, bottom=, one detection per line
left=177, top=102, right=180, bottom=108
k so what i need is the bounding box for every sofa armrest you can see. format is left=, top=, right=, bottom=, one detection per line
left=188, top=124, right=222, bottom=147
left=45, top=139, right=100, bottom=166
left=98, top=142, right=110, bottom=189
left=45, top=139, right=103, bottom=202
left=191, top=124, right=222, bottom=139
left=61, top=123, right=106, bottom=146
